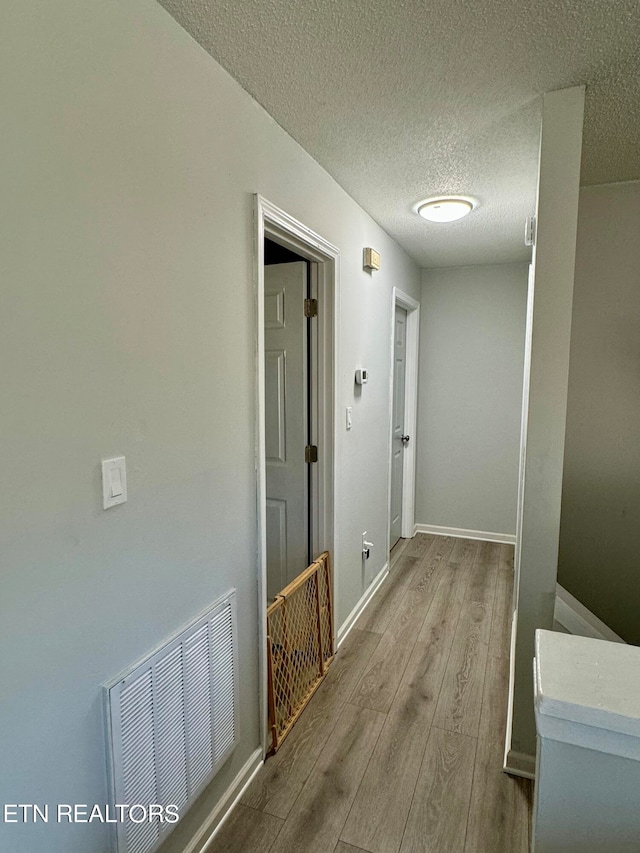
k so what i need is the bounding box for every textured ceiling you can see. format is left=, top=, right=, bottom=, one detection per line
left=158, top=0, right=640, bottom=268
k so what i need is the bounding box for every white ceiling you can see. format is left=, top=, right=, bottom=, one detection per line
left=158, top=0, right=640, bottom=269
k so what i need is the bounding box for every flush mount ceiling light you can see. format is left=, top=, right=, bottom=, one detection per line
left=417, top=196, right=475, bottom=223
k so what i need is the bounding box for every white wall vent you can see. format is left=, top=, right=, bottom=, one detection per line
left=104, top=590, right=238, bottom=853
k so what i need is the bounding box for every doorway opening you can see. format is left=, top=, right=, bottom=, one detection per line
left=255, top=196, right=338, bottom=756
left=388, top=288, right=420, bottom=554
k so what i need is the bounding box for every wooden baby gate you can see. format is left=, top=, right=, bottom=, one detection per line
left=266, top=551, right=334, bottom=753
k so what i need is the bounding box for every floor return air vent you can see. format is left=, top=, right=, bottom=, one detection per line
left=104, top=590, right=238, bottom=853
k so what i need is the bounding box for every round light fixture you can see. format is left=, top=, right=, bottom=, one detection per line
left=417, top=197, right=475, bottom=223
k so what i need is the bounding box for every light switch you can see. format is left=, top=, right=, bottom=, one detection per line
left=110, top=468, right=123, bottom=498
left=346, top=406, right=352, bottom=430
left=102, top=457, right=127, bottom=509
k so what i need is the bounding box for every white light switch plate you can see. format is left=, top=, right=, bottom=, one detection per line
left=102, top=457, right=127, bottom=509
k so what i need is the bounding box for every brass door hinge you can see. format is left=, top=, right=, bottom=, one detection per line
left=305, top=445, right=318, bottom=463
left=304, top=298, right=318, bottom=318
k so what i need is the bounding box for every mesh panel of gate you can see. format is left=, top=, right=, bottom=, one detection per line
left=266, top=551, right=334, bottom=752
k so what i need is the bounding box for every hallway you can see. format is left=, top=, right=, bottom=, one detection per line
left=209, top=534, right=532, bottom=853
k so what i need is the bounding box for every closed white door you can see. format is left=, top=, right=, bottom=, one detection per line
left=390, top=305, right=407, bottom=549
left=264, top=262, right=308, bottom=600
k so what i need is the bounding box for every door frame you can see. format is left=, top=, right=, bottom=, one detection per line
left=388, top=288, right=420, bottom=547
left=255, top=195, right=338, bottom=756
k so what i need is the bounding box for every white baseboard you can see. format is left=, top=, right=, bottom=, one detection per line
left=182, top=747, right=263, bottom=853
left=554, top=584, right=625, bottom=644
left=504, top=749, right=536, bottom=780
left=503, top=608, right=518, bottom=775
left=414, top=523, right=516, bottom=545
left=503, top=609, right=538, bottom=782
left=337, top=562, right=389, bottom=647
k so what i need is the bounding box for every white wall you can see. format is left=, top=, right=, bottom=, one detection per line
left=558, top=181, right=640, bottom=646
left=508, top=86, right=585, bottom=771
left=415, top=264, right=528, bottom=537
left=0, top=2, right=420, bottom=851
left=534, top=739, right=640, bottom=852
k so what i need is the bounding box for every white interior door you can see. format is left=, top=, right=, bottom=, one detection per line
left=390, top=305, right=408, bottom=549
left=264, top=262, right=308, bottom=599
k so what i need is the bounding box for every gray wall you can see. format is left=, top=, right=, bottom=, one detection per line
left=415, top=264, right=528, bottom=536
left=0, top=2, right=420, bottom=851
left=558, top=181, right=640, bottom=645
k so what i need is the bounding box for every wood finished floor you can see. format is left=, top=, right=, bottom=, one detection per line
left=212, top=535, right=532, bottom=853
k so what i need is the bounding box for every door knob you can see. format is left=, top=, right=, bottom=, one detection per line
left=401, top=434, right=410, bottom=445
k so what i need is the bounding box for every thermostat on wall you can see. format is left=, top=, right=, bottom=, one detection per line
left=355, top=368, right=368, bottom=385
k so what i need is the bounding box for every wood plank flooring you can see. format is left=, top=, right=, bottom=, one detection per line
left=211, top=535, right=532, bottom=853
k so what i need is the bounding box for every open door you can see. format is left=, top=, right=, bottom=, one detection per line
left=264, top=260, right=310, bottom=600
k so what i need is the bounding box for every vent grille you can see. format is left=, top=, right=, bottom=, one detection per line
left=105, top=591, right=238, bottom=853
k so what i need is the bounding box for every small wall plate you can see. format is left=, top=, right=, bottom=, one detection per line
left=363, top=248, right=380, bottom=271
